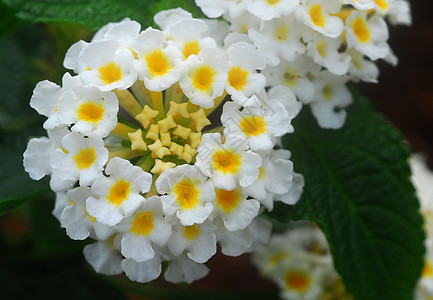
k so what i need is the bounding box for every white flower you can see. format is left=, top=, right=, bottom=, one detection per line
left=83, top=240, right=123, bottom=275
left=115, top=196, right=172, bottom=262
left=211, top=184, right=260, bottom=231
left=309, top=72, right=353, bottom=129
left=132, top=28, right=185, bottom=91
left=154, top=7, right=193, bottom=31
left=225, top=42, right=266, bottom=106
left=194, top=0, right=250, bottom=18
left=221, top=99, right=293, bottom=151
left=166, top=18, right=217, bottom=61
left=306, top=34, right=351, bottom=76
left=225, top=10, right=261, bottom=35
left=60, top=186, right=113, bottom=240
left=167, top=220, right=217, bottom=263
left=179, top=48, right=229, bottom=108
left=75, top=40, right=137, bottom=91
left=92, top=18, right=141, bottom=48
left=86, top=157, right=152, bottom=226
left=214, top=219, right=255, bottom=256
left=30, top=73, right=82, bottom=130
left=164, top=253, right=210, bottom=284
left=263, top=56, right=320, bottom=104
left=265, top=85, right=302, bottom=119
left=50, top=132, right=108, bottom=186
left=295, top=0, right=344, bottom=38
left=122, top=255, right=163, bottom=283
left=57, top=86, right=119, bottom=138
left=345, top=11, right=390, bottom=61
left=348, top=50, right=380, bottom=83
left=246, top=0, right=300, bottom=21
left=155, top=164, right=215, bottom=226
left=245, top=149, right=294, bottom=210
left=196, top=133, right=262, bottom=190
left=249, top=15, right=306, bottom=66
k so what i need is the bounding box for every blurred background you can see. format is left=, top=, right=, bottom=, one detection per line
left=0, top=0, right=432, bottom=299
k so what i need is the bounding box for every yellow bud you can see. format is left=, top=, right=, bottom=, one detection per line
left=189, top=108, right=211, bottom=131
left=158, top=115, right=177, bottom=132
left=146, top=124, right=160, bottom=140
left=135, top=105, right=159, bottom=128
left=148, top=139, right=171, bottom=159
left=167, top=102, right=189, bottom=119
left=128, top=129, right=147, bottom=151
left=188, top=131, right=202, bottom=149
left=173, top=124, right=192, bottom=140
left=151, top=159, right=176, bottom=174
left=169, top=142, right=184, bottom=157
left=160, top=132, right=171, bottom=147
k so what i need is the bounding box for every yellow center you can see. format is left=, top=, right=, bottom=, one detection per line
left=374, top=0, right=388, bottom=11
left=228, top=66, right=249, bottom=91
left=281, top=69, right=298, bottom=88
left=192, top=65, right=215, bottom=92
left=107, top=179, right=131, bottom=206
left=274, top=25, right=289, bottom=42
left=309, top=4, right=326, bottom=28
left=269, top=252, right=289, bottom=267
left=316, top=40, right=327, bottom=57
left=182, top=224, right=201, bottom=241
left=73, top=148, right=96, bottom=170
left=216, top=189, right=242, bottom=213
left=212, top=149, right=242, bottom=174
left=182, top=41, right=200, bottom=60
left=284, top=270, right=312, bottom=292
left=99, top=62, right=122, bottom=85
left=239, top=116, right=267, bottom=137
left=173, top=179, right=200, bottom=210
left=258, top=167, right=266, bottom=180
left=423, top=260, right=433, bottom=278
left=145, top=49, right=172, bottom=77
left=353, top=17, right=371, bottom=43
left=323, top=85, right=333, bottom=100
left=264, top=0, right=280, bottom=6
left=76, top=101, right=104, bottom=123
left=130, top=211, right=154, bottom=236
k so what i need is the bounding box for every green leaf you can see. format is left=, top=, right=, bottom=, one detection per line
left=2, top=0, right=203, bottom=30
left=0, top=2, right=22, bottom=38
left=269, top=93, right=425, bottom=300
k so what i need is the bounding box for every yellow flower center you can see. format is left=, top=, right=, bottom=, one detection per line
left=130, top=211, right=154, bottom=236
left=192, top=65, right=215, bottom=92
left=374, top=0, right=388, bottom=11
left=281, top=69, right=298, bottom=88
left=216, top=188, right=242, bottom=213
left=99, top=62, right=122, bottom=85
left=228, top=66, right=249, bottom=91
left=182, top=40, right=200, bottom=60
left=264, top=0, right=280, bottom=6
left=239, top=116, right=267, bottom=137
left=284, top=270, right=312, bottom=292
left=73, top=148, right=96, bottom=170
left=316, top=40, right=327, bottom=57
left=173, top=179, right=200, bottom=210
left=323, top=85, right=333, bottom=100
left=309, top=4, right=326, bottom=28
left=353, top=17, right=371, bottom=43
left=182, top=224, right=201, bottom=241
left=423, top=260, right=433, bottom=278
left=212, top=148, right=242, bottom=174
left=274, top=25, right=289, bottom=42
left=145, top=49, right=172, bottom=77
left=76, top=101, right=104, bottom=123
left=107, top=179, right=131, bottom=206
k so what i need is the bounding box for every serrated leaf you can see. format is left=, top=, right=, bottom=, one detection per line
left=269, top=94, right=425, bottom=300
left=2, top=0, right=203, bottom=30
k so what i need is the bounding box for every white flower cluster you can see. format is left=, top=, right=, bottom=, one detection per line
left=196, top=0, right=411, bottom=128
left=252, top=222, right=350, bottom=300
left=23, top=11, right=304, bottom=284
left=411, top=155, right=433, bottom=300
